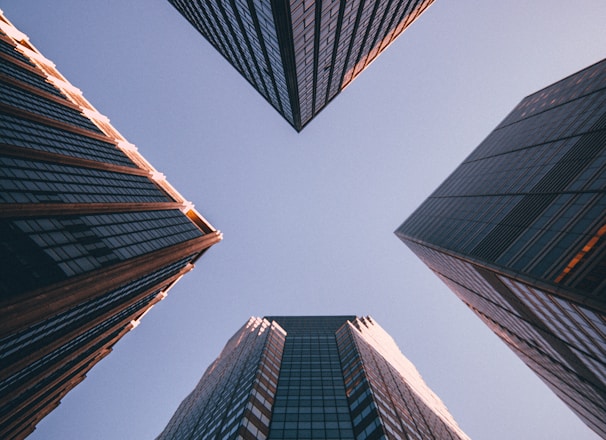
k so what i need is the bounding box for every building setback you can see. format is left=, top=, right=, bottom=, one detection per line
left=158, top=315, right=469, bottom=440
left=0, top=11, right=221, bottom=439
left=168, top=0, right=434, bottom=131
left=396, top=59, right=606, bottom=437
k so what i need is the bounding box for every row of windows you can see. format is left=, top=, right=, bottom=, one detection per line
left=434, top=138, right=575, bottom=198
left=269, top=428, right=354, bottom=440
left=337, top=329, right=388, bottom=440
left=435, top=264, right=576, bottom=375
left=498, top=313, right=606, bottom=431
left=420, top=247, right=604, bottom=424
left=169, top=0, right=292, bottom=125
left=196, top=324, right=276, bottom=438
left=253, top=0, right=293, bottom=122
left=345, top=305, right=469, bottom=439
left=502, top=60, right=606, bottom=126
left=398, top=194, right=523, bottom=256
left=469, top=86, right=605, bottom=161
left=0, top=256, right=192, bottom=365
left=268, top=316, right=355, bottom=334
left=158, top=319, right=280, bottom=440
left=501, top=277, right=606, bottom=382
left=12, top=210, right=202, bottom=278
left=514, top=194, right=604, bottom=282
left=0, top=81, right=100, bottom=132
left=0, top=52, right=64, bottom=98
left=400, top=135, right=605, bottom=292
left=0, top=113, right=136, bottom=167
left=0, top=155, right=170, bottom=204
left=0, top=325, right=123, bottom=427
left=1, top=289, right=157, bottom=397
left=268, top=329, right=354, bottom=439
left=217, top=0, right=268, bottom=98
left=0, top=36, right=34, bottom=66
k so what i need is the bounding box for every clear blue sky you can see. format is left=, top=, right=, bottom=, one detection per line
left=4, top=1, right=605, bottom=438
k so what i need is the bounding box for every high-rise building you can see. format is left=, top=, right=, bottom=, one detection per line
left=0, top=11, right=221, bottom=439
left=396, top=59, right=606, bottom=437
left=168, top=0, right=434, bottom=131
left=158, top=315, right=469, bottom=440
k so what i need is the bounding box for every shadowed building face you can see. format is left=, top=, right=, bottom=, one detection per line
left=396, top=59, right=606, bottom=437
left=0, top=12, right=220, bottom=439
left=157, top=315, right=470, bottom=440
left=168, top=0, right=435, bottom=131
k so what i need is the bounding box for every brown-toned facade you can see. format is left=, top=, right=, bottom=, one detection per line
left=396, top=59, right=606, bottom=437
left=168, top=0, right=435, bottom=131
left=0, top=12, right=221, bottom=439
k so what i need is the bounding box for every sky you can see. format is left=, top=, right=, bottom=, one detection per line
left=3, top=1, right=605, bottom=439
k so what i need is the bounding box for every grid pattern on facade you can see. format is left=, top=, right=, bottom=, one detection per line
left=2, top=328, right=123, bottom=421
left=396, top=59, right=606, bottom=437
left=157, top=318, right=286, bottom=440
left=337, top=318, right=470, bottom=440
left=337, top=325, right=387, bottom=440
left=0, top=34, right=35, bottom=66
left=168, top=0, right=292, bottom=125
left=397, top=59, right=606, bottom=296
left=158, top=316, right=470, bottom=440
left=169, top=0, right=434, bottom=131
left=0, top=155, right=171, bottom=204
left=1, top=210, right=203, bottom=296
left=0, top=256, right=193, bottom=369
left=464, top=267, right=602, bottom=433
left=0, top=81, right=101, bottom=133
left=0, top=51, right=65, bottom=98
left=0, top=289, right=161, bottom=408
left=0, top=12, right=220, bottom=438
left=0, top=113, right=137, bottom=167
left=267, top=316, right=356, bottom=440
left=403, top=217, right=606, bottom=438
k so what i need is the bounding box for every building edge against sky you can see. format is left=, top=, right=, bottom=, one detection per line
left=0, top=10, right=221, bottom=439
left=158, top=315, right=470, bottom=440
left=396, top=59, right=606, bottom=436
left=168, top=0, right=434, bottom=131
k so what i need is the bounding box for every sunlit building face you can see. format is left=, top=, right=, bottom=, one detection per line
left=0, top=12, right=220, bottom=439
left=158, top=315, right=470, bottom=440
left=168, top=0, right=435, bottom=131
left=396, top=58, right=606, bottom=437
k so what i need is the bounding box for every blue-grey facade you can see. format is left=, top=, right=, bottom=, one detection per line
left=396, top=59, right=606, bottom=437
left=168, top=0, right=435, bottom=131
left=0, top=12, right=221, bottom=439
left=158, top=316, right=469, bottom=440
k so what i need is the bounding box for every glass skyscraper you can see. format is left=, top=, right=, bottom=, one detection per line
left=168, top=0, right=434, bottom=131
left=396, top=59, right=606, bottom=437
left=0, top=12, right=221, bottom=439
left=158, top=315, right=469, bottom=440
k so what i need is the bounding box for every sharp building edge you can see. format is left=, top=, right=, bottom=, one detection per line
left=168, top=0, right=435, bottom=131
left=397, top=58, right=606, bottom=437
left=0, top=11, right=221, bottom=439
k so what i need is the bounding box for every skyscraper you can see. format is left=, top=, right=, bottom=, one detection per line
left=0, top=11, right=221, bottom=439
left=158, top=315, right=469, bottom=440
left=396, top=59, right=606, bottom=437
left=168, top=0, right=434, bottom=131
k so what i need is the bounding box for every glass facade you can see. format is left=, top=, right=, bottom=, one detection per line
left=267, top=316, right=356, bottom=440
left=158, top=316, right=469, bottom=440
left=0, top=12, right=220, bottom=439
left=396, top=59, right=606, bottom=437
left=158, top=318, right=285, bottom=439
left=168, top=0, right=434, bottom=131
